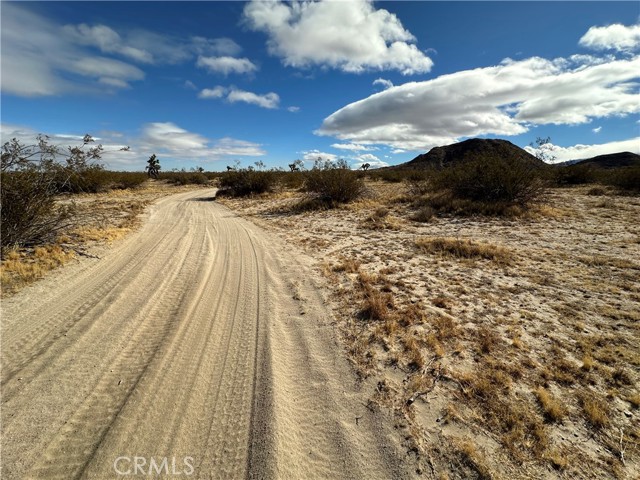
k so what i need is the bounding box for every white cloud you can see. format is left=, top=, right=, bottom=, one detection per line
left=592, top=126, right=602, bottom=133
left=351, top=153, right=389, bottom=169
left=373, top=78, right=394, bottom=90
left=63, top=24, right=153, bottom=63
left=184, top=80, right=198, bottom=90
left=318, top=54, right=640, bottom=150
left=243, top=0, right=433, bottom=74
left=141, top=122, right=209, bottom=151
left=227, top=88, right=280, bottom=109
left=197, top=86, right=280, bottom=109
left=331, top=143, right=376, bottom=151
left=1, top=122, right=266, bottom=169
left=287, top=106, right=301, bottom=113
left=0, top=4, right=245, bottom=97
left=525, top=137, right=640, bottom=163
left=579, top=23, right=640, bottom=53
left=302, top=150, right=338, bottom=162
left=68, top=56, right=144, bottom=82
left=197, top=56, right=258, bottom=75
left=198, top=86, right=227, bottom=99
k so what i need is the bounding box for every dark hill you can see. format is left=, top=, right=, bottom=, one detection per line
left=574, top=151, right=640, bottom=169
left=398, top=138, right=544, bottom=170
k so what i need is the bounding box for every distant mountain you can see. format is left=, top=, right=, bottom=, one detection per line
left=572, top=152, right=640, bottom=169
left=397, top=138, right=544, bottom=170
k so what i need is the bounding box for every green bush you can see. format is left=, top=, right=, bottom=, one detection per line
left=303, top=159, right=364, bottom=204
left=217, top=168, right=276, bottom=197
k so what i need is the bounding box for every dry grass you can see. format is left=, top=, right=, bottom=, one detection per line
left=534, top=386, right=567, bottom=422
left=1, top=245, right=75, bottom=294
left=452, top=438, right=496, bottom=480
left=580, top=393, right=610, bottom=429
left=415, top=237, right=512, bottom=264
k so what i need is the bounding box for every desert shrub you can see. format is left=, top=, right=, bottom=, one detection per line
left=411, top=205, right=435, bottom=222
left=162, top=170, right=210, bottom=186
left=604, top=166, right=640, bottom=192
left=105, top=171, right=148, bottom=189
left=433, top=156, right=545, bottom=205
left=303, top=158, right=364, bottom=204
left=277, top=171, right=306, bottom=189
left=1, top=135, right=103, bottom=252
left=551, top=164, right=598, bottom=186
left=217, top=168, right=276, bottom=197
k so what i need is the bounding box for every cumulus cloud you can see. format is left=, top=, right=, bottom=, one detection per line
left=227, top=88, right=280, bottom=109
left=242, top=0, right=433, bottom=74
left=579, top=23, right=640, bottom=53
left=197, top=56, right=258, bottom=75
left=197, top=86, right=280, bottom=109
left=524, top=137, right=640, bottom=163
left=199, top=86, right=227, bottom=99
left=137, top=123, right=268, bottom=161
left=1, top=121, right=266, bottom=169
left=318, top=54, right=640, bottom=150
left=331, top=143, right=376, bottom=151
left=592, top=126, right=602, bottom=133
left=373, top=78, right=394, bottom=90
left=302, top=150, right=338, bottom=162
left=350, top=153, right=388, bottom=169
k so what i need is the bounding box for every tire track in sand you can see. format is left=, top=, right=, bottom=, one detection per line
left=1, top=189, right=409, bottom=479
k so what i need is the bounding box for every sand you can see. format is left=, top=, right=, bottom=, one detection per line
left=1, top=188, right=412, bottom=479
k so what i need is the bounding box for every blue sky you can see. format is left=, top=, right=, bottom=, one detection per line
left=1, top=1, right=639, bottom=171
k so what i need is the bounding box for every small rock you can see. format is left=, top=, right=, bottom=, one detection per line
left=624, top=410, right=632, bottom=418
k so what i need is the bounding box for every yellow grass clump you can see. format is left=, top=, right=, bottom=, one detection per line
left=415, top=237, right=512, bottom=264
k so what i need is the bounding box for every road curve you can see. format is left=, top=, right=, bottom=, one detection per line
left=1, top=189, right=408, bottom=479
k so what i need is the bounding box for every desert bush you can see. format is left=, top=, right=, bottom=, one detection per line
left=604, top=166, right=640, bottom=192
left=432, top=156, right=545, bottom=206
left=551, top=164, right=598, bottom=186
left=162, top=170, right=210, bottom=186
left=1, top=135, right=104, bottom=253
left=277, top=171, right=306, bottom=190
left=217, top=168, right=276, bottom=197
left=303, top=158, right=364, bottom=204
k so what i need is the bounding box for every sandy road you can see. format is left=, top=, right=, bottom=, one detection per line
left=1, top=189, right=408, bottom=479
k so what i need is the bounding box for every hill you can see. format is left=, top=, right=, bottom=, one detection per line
left=573, top=151, right=640, bottom=169
left=398, top=138, right=544, bottom=170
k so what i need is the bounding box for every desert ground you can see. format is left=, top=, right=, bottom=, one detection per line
left=1, top=186, right=412, bottom=479
left=218, top=180, right=639, bottom=479
left=2, top=179, right=638, bottom=479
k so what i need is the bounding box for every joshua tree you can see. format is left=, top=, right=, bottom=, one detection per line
left=360, top=162, right=371, bottom=171
left=289, top=159, right=304, bottom=172
left=145, top=154, right=161, bottom=178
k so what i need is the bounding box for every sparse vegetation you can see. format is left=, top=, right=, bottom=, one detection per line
left=303, top=158, right=364, bottom=205
left=216, top=174, right=638, bottom=479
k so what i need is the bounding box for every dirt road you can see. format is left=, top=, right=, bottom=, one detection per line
left=1, top=189, right=408, bottom=479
